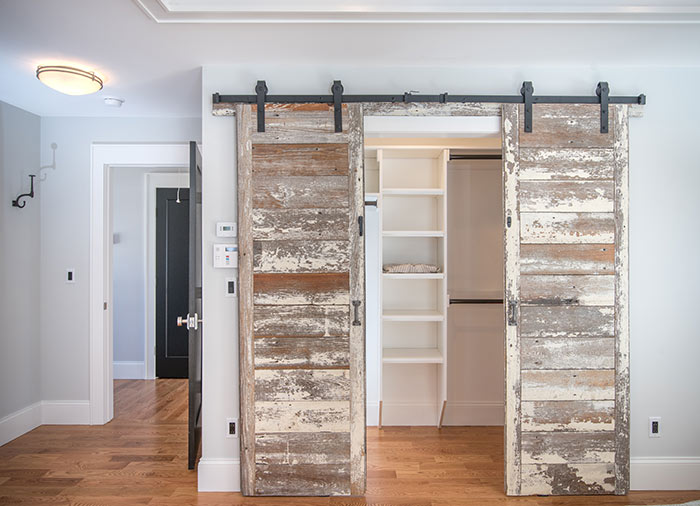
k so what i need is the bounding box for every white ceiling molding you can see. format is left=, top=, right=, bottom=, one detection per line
left=134, top=0, right=700, bottom=23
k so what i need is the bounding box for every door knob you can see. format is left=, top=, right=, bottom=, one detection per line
left=177, top=313, right=202, bottom=330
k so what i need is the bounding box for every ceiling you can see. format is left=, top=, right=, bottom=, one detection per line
left=1, top=0, right=699, bottom=118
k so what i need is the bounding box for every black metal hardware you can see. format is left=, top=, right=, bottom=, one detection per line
left=217, top=81, right=646, bottom=135
left=507, top=300, right=518, bottom=326
left=521, top=81, right=534, bottom=133
left=364, top=200, right=378, bottom=207
left=255, top=80, right=268, bottom=133
left=352, top=300, right=362, bottom=326
left=449, top=154, right=502, bottom=160
left=332, top=80, right=344, bottom=133
left=450, top=298, right=503, bottom=304
left=507, top=216, right=512, bottom=228
left=12, top=174, right=36, bottom=208
left=358, top=215, right=364, bottom=236
left=597, top=81, right=610, bottom=134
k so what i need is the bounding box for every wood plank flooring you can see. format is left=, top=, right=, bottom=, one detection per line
left=1, top=379, right=698, bottom=505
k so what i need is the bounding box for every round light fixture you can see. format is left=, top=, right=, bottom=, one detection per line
left=36, top=65, right=103, bottom=95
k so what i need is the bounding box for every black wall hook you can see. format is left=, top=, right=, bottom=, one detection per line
left=12, top=174, right=36, bottom=208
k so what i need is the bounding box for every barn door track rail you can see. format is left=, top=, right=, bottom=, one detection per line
left=213, top=80, right=645, bottom=134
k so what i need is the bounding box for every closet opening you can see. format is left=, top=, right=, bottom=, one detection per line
left=364, top=116, right=506, bottom=489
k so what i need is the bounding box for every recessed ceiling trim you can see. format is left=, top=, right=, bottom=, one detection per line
left=134, top=0, right=700, bottom=23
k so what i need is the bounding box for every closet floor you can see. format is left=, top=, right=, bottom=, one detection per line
left=1, top=379, right=698, bottom=506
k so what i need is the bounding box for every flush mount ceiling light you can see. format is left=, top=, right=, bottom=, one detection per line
left=36, top=65, right=103, bottom=95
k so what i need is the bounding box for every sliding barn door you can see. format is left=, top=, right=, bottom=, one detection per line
left=503, top=104, right=629, bottom=495
left=236, top=104, right=365, bottom=496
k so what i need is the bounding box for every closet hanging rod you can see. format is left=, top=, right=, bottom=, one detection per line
left=449, top=154, right=502, bottom=160
left=450, top=298, right=503, bottom=304
left=364, top=200, right=378, bottom=207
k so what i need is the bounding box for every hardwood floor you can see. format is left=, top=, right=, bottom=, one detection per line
left=1, top=379, right=698, bottom=505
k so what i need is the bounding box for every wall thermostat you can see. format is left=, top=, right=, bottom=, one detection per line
left=213, top=244, right=238, bottom=268
left=216, top=222, right=237, bottom=238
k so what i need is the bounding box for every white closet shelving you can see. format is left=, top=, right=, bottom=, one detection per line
left=370, top=147, right=449, bottom=428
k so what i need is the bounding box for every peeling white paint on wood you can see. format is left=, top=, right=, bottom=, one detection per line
left=521, top=463, right=615, bottom=495
left=519, top=148, right=615, bottom=180
left=520, top=306, right=614, bottom=338
left=252, top=209, right=349, bottom=240
left=521, top=370, right=615, bottom=401
left=253, top=240, right=350, bottom=273
left=521, top=337, right=615, bottom=370
left=520, top=274, right=615, bottom=306
left=520, top=212, right=615, bottom=244
left=254, top=369, right=350, bottom=402
left=255, top=432, right=350, bottom=465
left=522, top=432, right=616, bottom=464
left=253, top=304, right=349, bottom=337
left=254, top=337, right=350, bottom=368
left=520, top=244, right=614, bottom=275
left=522, top=401, right=615, bottom=432
left=253, top=175, right=350, bottom=209
left=255, top=401, right=350, bottom=432
left=520, top=181, right=614, bottom=213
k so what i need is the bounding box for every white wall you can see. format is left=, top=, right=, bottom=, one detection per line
left=39, top=118, right=201, bottom=405
left=0, top=101, right=41, bottom=443
left=201, top=63, right=700, bottom=491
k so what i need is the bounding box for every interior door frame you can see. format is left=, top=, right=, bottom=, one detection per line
left=89, top=143, right=191, bottom=424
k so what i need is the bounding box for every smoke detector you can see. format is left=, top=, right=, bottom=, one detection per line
left=104, top=97, right=124, bottom=107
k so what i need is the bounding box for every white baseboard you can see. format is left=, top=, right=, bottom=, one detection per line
left=631, top=457, right=700, bottom=490
left=114, top=361, right=146, bottom=379
left=198, top=458, right=241, bottom=492
left=367, top=401, right=503, bottom=426
left=0, top=402, right=42, bottom=446
left=41, top=401, right=90, bottom=425
left=0, top=400, right=90, bottom=446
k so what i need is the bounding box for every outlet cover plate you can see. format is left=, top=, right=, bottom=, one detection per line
left=649, top=416, right=661, bottom=438
left=226, top=417, right=239, bottom=438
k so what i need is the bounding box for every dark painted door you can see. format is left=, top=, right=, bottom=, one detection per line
left=155, top=187, right=190, bottom=378
left=187, top=142, right=203, bottom=470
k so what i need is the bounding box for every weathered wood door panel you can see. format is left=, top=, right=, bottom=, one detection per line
left=237, top=104, right=365, bottom=496
left=503, top=104, right=629, bottom=496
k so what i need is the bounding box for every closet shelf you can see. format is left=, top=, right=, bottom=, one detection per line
left=383, top=348, right=444, bottom=364
left=383, top=273, right=445, bottom=280
left=382, top=230, right=445, bottom=238
left=382, top=188, right=444, bottom=196
left=382, top=310, right=445, bottom=322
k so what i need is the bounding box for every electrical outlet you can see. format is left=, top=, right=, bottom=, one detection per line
left=226, top=418, right=238, bottom=438
left=66, top=268, right=76, bottom=283
left=649, top=416, right=661, bottom=438
left=225, top=277, right=236, bottom=297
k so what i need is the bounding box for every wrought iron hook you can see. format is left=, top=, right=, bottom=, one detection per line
left=12, top=174, right=36, bottom=208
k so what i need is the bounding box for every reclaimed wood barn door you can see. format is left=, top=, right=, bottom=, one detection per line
left=503, top=104, right=629, bottom=495
left=236, top=103, right=365, bottom=496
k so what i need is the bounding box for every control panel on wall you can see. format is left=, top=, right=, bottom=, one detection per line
left=213, top=244, right=238, bottom=268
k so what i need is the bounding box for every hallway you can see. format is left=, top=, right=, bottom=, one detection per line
left=0, top=380, right=698, bottom=505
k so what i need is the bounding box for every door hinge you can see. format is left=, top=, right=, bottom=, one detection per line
left=507, top=300, right=518, bottom=326
left=358, top=216, right=364, bottom=237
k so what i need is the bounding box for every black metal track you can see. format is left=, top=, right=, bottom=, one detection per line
left=214, top=80, right=645, bottom=134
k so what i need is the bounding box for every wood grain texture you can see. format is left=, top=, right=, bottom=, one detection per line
left=255, top=401, right=350, bottom=433
left=520, top=181, right=614, bottom=212
left=235, top=104, right=256, bottom=496
left=252, top=144, right=348, bottom=176
left=522, top=432, right=615, bottom=464
left=520, top=306, right=614, bottom=338
left=519, top=104, right=616, bottom=149
left=520, top=275, right=614, bottom=306
left=254, top=369, right=350, bottom=401
left=501, top=104, right=521, bottom=495
left=253, top=240, right=349, bottom=274
left=521, top=370, right=615, bottom=401
left=519, top=147, right=615, bottom=180
left=252, top=208, right=349, bottom=240
left=521, top=337, right=615, bottom=370
left=363, top=102, right=501, bottom=116
left=347, top=103, right=367, bottom=495
left=254, top=464, right=350, bottom=496
left=253, top=304, right=349, bottom=337
left=613, top=104, right=631, bottom=494
left=254, top=273, right=349, bottom=305
left=254, top=337, right=350, bottom=368
left=255, top=432, right=350, bottom=465
left=521, top=463, right=616, bottom=495
left=522, top=400, right=615, bottom=432
left=520, top=244, right=614, bottom=275
left=520, top=212, right=615, bottom=244
left=253, top=175, right=349, bottom=209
